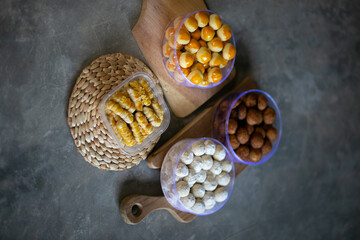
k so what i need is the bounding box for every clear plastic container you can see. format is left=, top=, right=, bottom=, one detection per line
left=99, top=72, right=170, bottom=155
left=161, top=10, right=236, bottom=88
left=212, top=90, right=282, bottom=165
left=160, top=137, right=235, bottom=215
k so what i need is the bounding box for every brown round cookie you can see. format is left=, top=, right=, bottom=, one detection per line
left=262, top=139, right=272, bottom=155
left=237, top=103, right=247, bottom=120
left=229, top=134, right=240, bottom=149
left=257, top=94, right=268, bottom=111
left=236, top=127, right=249, bottom=144
left=244, top=93, right=257, bottom=107
left=266, top=126, right=278, bottom=142
left=246, top=108, right=263, bottom=125
left=228, top=118, right=238, bottom=135
left=250, top=132, right=264, bottom=149
left=249, top=148, right=262, bottom=162
left=246, top=124, right=254, bottom=135
left=235, top=145, right=249, bottom=160
left=254, top=126, right=266, bottom=138
left=263, top=107, right=276, bottom=125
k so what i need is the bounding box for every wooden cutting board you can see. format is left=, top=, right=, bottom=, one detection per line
left=132, top=0, right=234, bottom=118
left=120, top=77, right=256, bottom=224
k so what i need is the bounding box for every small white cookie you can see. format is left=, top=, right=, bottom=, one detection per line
left=191, top=183, right=206, bottom=198
left=188, top=181, right=195, bottom=188
left=203, top=172, right=218, bottom=191
left=192, top=140, right=206, bottom=156
left=184, top=168, right=198, bottom=186
left=203, top=191, right=216, bottom=209
left=213, top=145, right=226, bottom=161
left=181, top=149, right=194, bottom=165
left=214, top=187, right=228, bottom=202
left=204, top=139, right=216, bottom=155
left=201, top=155, right=213, bottom=170
left=221, top=160, right=233, bottom=173
left=216, top=172, right=231, bottom=186
left=189, top=156, right=203, bottom=173
left=176, top=163, right=189, bottom=178
left=196, top=170, right=207, bottom=183
left=176, top=181, right=190, bottom=197
left=210, top=160, right=222, bottom=175
left=181, top=193, right=196, bottom=208
left=191, top=199, right=205, bottom=214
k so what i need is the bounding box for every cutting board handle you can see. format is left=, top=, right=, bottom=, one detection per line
left=120, top=194, right=196, bottom=224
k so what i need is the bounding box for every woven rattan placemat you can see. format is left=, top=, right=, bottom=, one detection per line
left=67, top=53, right=162, bottom=171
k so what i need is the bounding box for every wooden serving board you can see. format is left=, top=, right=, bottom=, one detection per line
left=120, top=77, right=256, bottom=224
left=132, top=0, right=234, bottom=118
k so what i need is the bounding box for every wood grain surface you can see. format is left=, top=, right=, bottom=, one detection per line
left=132, top=0, right=234, bottom=117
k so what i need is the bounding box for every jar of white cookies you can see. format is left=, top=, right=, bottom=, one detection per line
left=160, top=138, right=235, bottom=215
left=162, top=10, right=236, bottom=88
left=99, top=72, right=170, bottom=155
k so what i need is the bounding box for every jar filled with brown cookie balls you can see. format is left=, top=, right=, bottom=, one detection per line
left=212, top=90, right=282, bottom=165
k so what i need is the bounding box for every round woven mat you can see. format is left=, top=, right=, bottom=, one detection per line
left=67, top=53, right=162, bottom=171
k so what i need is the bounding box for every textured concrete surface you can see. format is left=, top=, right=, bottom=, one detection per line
left=1, top=0, right=360, bottom=239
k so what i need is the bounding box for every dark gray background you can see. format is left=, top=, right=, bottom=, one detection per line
left=1, top=0, right=360, bottom=239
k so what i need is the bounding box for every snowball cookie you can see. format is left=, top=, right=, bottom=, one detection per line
left=203, top=191, right=216, bottom=209
left=201, top=155, right=213, bottom=170
left=191, top=199, right=205, bottom=214
left=176, top=181, right=190, bottom=197
left=184, top=168, right=198, bottom=186
left=213, top=144, right=226, bottom=161
left=191, top=140, right=206, bottom=156
left=191, top=183, right=206, bottom=198
left=196, top=170, right=207, bottom=183
left=181, top=149, right=194, bottom=165
left=181, top=193, right=196, bottom=208
left=204, top=139, right=216, bottom=155
left=214, top=187, right=229, bottom=202
left=209, top=160, right=222, bottom=176
left=221, top=160, right=233, bottom=173
left=216, top=172, right=231, bottom=186
left=189, top=156, right=203, bottom=172
left=176, top=163, right=189, bottom=178
left=203, top=172, right=218, bottom=191
left=175, top=175, right=181, bottom=182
